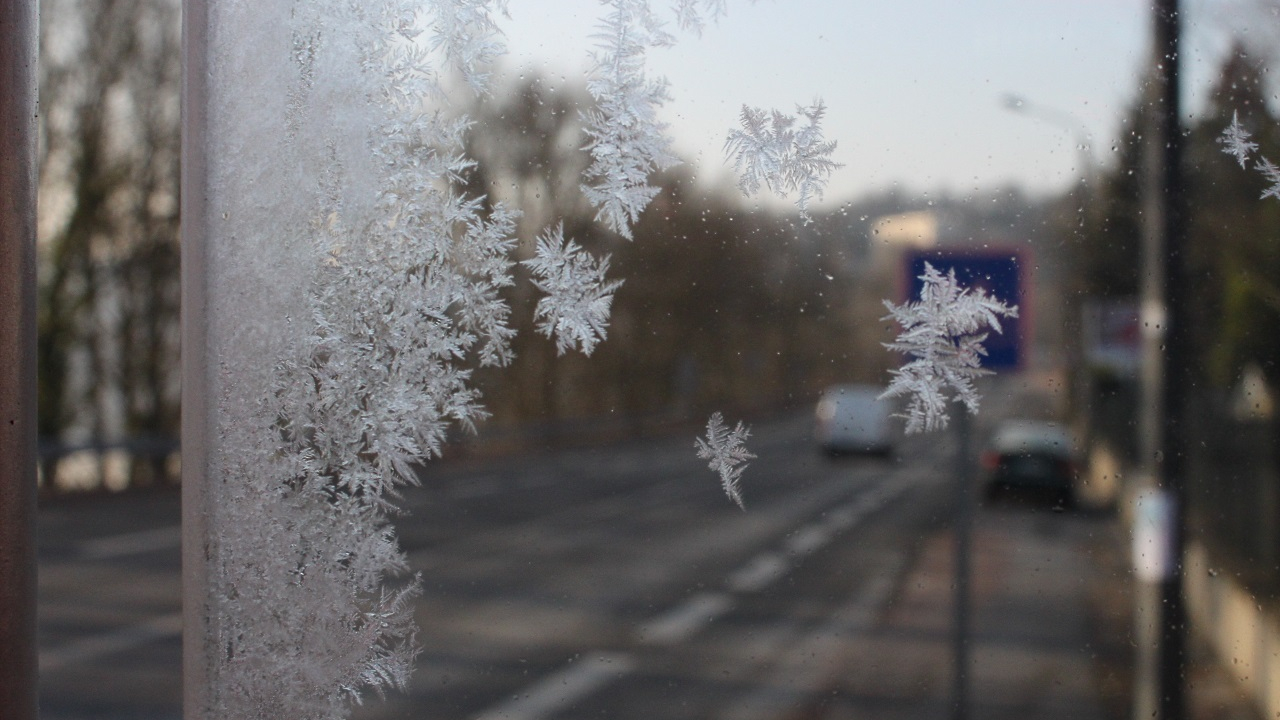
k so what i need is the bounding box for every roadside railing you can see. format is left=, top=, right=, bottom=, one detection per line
left=38, top=436, right=180, bottom=495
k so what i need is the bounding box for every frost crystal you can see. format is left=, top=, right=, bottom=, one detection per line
left=581, top=0, right=680, bottom=239
left=426, top=0, right=510, bottom=94
left=695, top=412, right=755, bottom=509
left=1258, top=157, right=1280, bottom=201
left=1218, top=111, right=1258, bottom=169
left=210, top=1, right=522, bottom=715
left=204, top=0, right=771, bottom=714
left=524, top=223, right=623, bottom=356
left=881, top=262, right=1018, bottom=434
left=1219, top=111, right=1280, bottom=200
left=673, top=0, right=727, bottom=35
left=724, top=100, right=842, bottom=223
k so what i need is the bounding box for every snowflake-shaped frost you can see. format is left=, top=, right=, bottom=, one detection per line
left=1220, top=109, right=1280, bottom=201
left=211, top=1, right=524, bottom=714
left=1257, top=157, right=1280, bottom=201
left=426, top=0, right=510, bottom=94
left=580, top=0, right=680, bottom=239
left=673, top=0, right=726, bottom=35
left=1218, top=111, right=1258, bottom=169
left=724, top=100, right=841, bottom=223
left=523, top=223, right=622, bottom=356
left=881, top=262, right=1018, bottom=434
left=695, top=412, right=755, bottom=509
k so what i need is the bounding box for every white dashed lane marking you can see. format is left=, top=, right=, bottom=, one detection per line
left=636, top=592, right=734, bottom=646
left=470, top=652, right=636, bottom=720
left=784, top=524, right=832, bottom=556
left=470, top=477, right=915, bottom=720
left=726, top=551, right=790, bottom=593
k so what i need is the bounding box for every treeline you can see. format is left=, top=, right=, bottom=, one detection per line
left=1077, top=43, right=1280, bottom=599
left=33, top=50, right=908, bottom=490
left=37, top=0, right=1073, bottom=491
left=1081, top=43, right=1280, bottom=389
left=36, top=0, right=182, bottom=492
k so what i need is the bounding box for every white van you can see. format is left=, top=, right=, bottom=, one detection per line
left=815, top=384, right=894, bottom=456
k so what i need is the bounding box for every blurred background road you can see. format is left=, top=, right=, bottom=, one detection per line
left=39, top=402, right=1153, bottom=720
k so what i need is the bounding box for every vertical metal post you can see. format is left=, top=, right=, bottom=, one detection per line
left=951, top=408, right=974, bottom=720
left=1154, top=1, right=1188, bottom=716
left=181, top=0, right=213, bottom=716
left=0, top=1, right=41, bottom=718
left=1136, top=1, right=1187, bottom=718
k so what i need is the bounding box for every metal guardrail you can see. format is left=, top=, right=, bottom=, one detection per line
left=32, top=401, right=800, bottom=495
left=37, top=436, right=181, bottom=494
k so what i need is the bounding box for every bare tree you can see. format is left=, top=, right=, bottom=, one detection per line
left=38, top=0, right=182, bottom=489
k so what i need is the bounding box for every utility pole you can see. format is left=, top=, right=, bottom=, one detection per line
left=951, top=408, right=975, bottom=720
left=0, top=1, right=41, bottom=718
left=1135, top=1, right=1188, bottom=719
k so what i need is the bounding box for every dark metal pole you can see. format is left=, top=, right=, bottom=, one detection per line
left=1137, top=1, right=1188, bottom=718
left=951, top=408, right=974, bottom=720
left=1155, top=1, right=1188, bottom=715
left=0, top=1, right=41, bottom=718
left=181, top=0, right=214, bottom=716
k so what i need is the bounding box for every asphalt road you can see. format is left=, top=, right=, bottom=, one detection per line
left=37, top=411, right=957, bottom=720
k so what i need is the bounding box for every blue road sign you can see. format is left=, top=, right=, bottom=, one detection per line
left=903, top=249, right=1024, bottom=371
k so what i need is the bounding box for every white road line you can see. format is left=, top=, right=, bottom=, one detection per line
left=850, top=481, right=908, bottom=516
left=636, top=592, right=733, bottom=645
left=784, top=524, right=832, bottom=557
left=471, top=652, right=635, bottom=720
left=726, top=552, right=790, bottom=593
left=715, top=563, right=904, bottom=720
left=39, top=612, right=183, bottom=673
left=822, top=505, right=861, bottom=532
left=730, top=484, right=894, bottom=595
left=80, top=525, right=181, bottom=560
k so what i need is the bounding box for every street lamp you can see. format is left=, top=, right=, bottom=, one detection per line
left=1001, top=93, right=1094, bottom=191
left=1001, top=91, right=1094, bottom=479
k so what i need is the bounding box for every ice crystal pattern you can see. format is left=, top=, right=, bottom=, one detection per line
left=724, top=101, right=841, bottom=223
left=881, top=263, right=1018, bottom=434
left=208, top=0, right=771, bottom=715
left=696, top=412, right=756, bottom=509
left=212, top=1, right=520, bottom=716
left=524, top=223, right=622, bottom=356
left=425, top=0, right=511, bottom=93
left=1218, top=111, right=1280, bottom=200
left=673, top=0, right=727, bottom=35
left=581, top=0, right=680, bottom=239
left=1219, top=111, right=1258, bottom=169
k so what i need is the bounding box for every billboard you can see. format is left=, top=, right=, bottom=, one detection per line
left=903, top=249, right=1025, bottom=371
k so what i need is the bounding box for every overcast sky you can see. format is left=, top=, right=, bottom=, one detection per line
left=492, top=0, right=1252, bottom=208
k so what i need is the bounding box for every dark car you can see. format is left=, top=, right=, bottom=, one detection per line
left=981, top=420, right=1078, bottom=506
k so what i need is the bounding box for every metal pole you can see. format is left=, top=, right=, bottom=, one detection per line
left=181, top=0, right=214, bottom=716
left=1136, top=1, right=1187, bottom=718
left=0, top=1, right=41, bottom=718
left=951, top=408, right=974, bottom=720
left=1154, top=1, right=1188, bottom=716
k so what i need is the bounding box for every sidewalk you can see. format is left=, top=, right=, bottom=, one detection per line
left=814, top=498, right=1261, bottom=720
